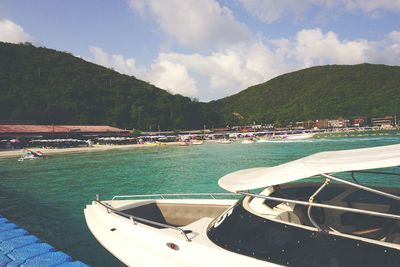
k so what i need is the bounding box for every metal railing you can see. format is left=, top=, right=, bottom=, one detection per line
left=238, top=170, right=400, bottom=232
left=238, top=192, right=400, bottom=220
left=94, top=170, right=400, bottom=238
left=95, top=192, right=239, bottom=242
left=95, top=199, right=193, bottom=242
left=111, top=192, right=238, bottom=200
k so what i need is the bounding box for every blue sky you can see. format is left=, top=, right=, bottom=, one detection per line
left=1, top=0, right=399, bottom=101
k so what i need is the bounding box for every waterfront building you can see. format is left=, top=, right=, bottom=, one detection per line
left=328, top=117, right=350, bottom=128
left=315, top=119, right=329, bottom=129
left=371, top=116, right=395, bottom=128
left=0, top=124, right=128, bottom=149
left=351, top=117, right=366, bottom=127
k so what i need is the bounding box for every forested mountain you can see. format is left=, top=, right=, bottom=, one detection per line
left=1, top=42, right=399, bottom=129
left=212, top=63, right=400, bottom=126
left=0, top=42, right=208, bottom=130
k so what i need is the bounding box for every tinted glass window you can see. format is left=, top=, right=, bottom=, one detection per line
left=208, top=199, right=400, bottom=267
left=343, top=190, right=398, bottom=205
left=268, top=186, right=345, bottom=202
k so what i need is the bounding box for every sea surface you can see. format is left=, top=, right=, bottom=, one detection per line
left=0, top=136, right=399, bottom=266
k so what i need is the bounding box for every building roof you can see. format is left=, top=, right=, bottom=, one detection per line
left=0, top=124, right=126, bottom=134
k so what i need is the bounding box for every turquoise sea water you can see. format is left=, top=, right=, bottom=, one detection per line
left=0, top=136, right=399, bottom=266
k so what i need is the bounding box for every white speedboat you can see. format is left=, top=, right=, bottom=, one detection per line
left=241, top=139, right=255, bottom=144
left=18, top=149, right=46, bottom=161
left=285, top=133, right=315, bottom=140
left=192, top=140, right=204, bottom=145
left=84, top=144, right=400, bottom=266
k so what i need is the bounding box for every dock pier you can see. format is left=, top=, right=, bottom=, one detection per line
left=0, top=215, right=88, bottom=266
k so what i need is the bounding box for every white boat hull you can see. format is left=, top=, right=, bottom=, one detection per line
left=84, top=199, right=281, bottom=267
left=284, top=133, right=314, bottom=140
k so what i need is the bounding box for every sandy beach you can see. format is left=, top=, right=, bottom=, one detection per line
left=0, top=142, right=182, bottom=159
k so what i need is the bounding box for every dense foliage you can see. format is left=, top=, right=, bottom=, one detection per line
left=1, top=42, right=399, bottom=129
left=213, top=63, right=400, bottom=126
left=0, top=42, right=207, bottom=130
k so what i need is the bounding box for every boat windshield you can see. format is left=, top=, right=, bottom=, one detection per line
left=210, top=168, right=400, bottom=242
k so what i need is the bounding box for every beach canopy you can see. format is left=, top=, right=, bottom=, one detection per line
left=218, top=144, right=400, bottom=192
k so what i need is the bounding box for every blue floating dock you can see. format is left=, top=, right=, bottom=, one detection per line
left=0, top=215, right=88, bottom=267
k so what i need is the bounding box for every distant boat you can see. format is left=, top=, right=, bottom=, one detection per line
left=285, top=133, right=314, bottom=140
left=18, top=149, right=46, bottom=161
left=144, top=142, right=158, bottom=146
left=220, top=139, right=231, bottom=144
left=241, top=139, right=254, bottom=144
left=192, top=140, right=204, bottom=145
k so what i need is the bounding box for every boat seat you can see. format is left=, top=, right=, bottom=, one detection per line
left=121, top=202, right=229, bottom=227
left=248, top=196, right=301, bottom=224
left=158, top=203, right=228, bottom=226
left=341, top=212, right=396, bottom=240
left=121, top=203, right=171, bottom=228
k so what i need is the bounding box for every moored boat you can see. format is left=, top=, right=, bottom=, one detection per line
left=192, top=140, right=204, bottom=145
left=84, top=144, right=400, bottom=266
left=285, top=132, right=315, bottom=140
left=18, top=149, right=47, bottom=161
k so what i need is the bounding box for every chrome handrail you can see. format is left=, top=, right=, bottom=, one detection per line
left=238, top=191, right=400, bottom=220
left=111, top=193, right=238, bottom=200
left=322, top=173, right=400, bottom=201
left=95, top=200, right=192, bottom=242
left=307, top=178, right=331, bottom=231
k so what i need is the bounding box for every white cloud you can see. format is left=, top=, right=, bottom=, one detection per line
left=388, top=31, right=400, bottom=42
left=343, top=0, right=400, bottom=13
left=152, top=41, right=290, bottom=98
left=238, top=0, right=311, bottom=23
left=239, top=0, right=400, bottom=22
left=293, top=28, right=368, bottom=67
left=88, top=46, right=198, bottom=97
left=129, top=0, right=250, bottom=49
left=88, top=28, right=400, bottom=101
left=88, top=46, right=145, bottom=78
left=149, top=59, right=198, bottom=97
left=0, top=19, right=36, bottom=44
left=362, top=31, right=400, bottom=65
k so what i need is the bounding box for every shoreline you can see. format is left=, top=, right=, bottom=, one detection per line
left=0, top=142, right=183, bottom=159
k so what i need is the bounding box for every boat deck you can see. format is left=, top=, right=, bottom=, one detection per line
left=0, top=215, right=88, bottom=267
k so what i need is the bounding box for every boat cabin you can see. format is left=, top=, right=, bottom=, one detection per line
left=209, top=144, right=400, bottom=266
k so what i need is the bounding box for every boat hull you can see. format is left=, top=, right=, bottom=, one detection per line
left=84, top=199, right=280, bottom=267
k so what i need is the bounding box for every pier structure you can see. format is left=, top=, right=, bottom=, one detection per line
left=0, top=215, right=88, bottom=266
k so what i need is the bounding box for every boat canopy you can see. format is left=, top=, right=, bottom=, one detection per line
left=218, top=144, right=400, bottom=192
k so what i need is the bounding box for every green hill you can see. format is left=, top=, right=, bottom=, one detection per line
left=1, top=42, right=399, bottom=129
left=212, top=64, right=400, bottom=126
left=0, top=42, right=206, bottom=130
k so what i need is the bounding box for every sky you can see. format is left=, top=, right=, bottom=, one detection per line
left=1, top=0, right=400, bottom=101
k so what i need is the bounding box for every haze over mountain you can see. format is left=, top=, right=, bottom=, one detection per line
left=1, top=42, right=399, bottom=130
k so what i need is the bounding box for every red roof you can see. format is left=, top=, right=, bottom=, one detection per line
left=60, top=125, right=126, bottom=133
left=0, top=125, right=126, bottom=133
